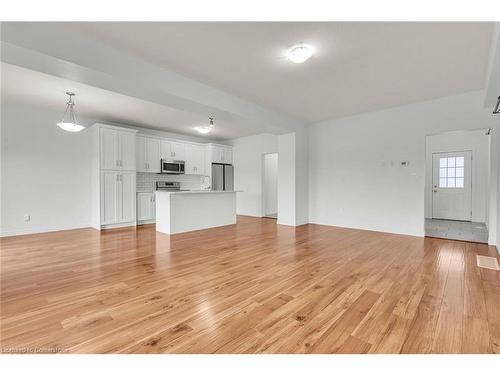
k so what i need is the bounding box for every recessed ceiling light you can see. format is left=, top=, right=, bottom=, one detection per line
left=286, top=44, right=313, bottom=64
left=195, top=117, right=215, bottom=134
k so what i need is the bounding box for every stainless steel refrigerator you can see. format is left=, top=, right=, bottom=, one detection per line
left=211, top=163, right=234, bottom=191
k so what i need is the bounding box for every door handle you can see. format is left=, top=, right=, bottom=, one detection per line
left=433, top=190, right=437, bottom=193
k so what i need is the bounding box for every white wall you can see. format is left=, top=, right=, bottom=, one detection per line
left=309, top=91, right=499, bottom=238
left=425, top=129, right=490, bottom=223
left=1, top=101, right=93, bottom=236
left=232, top=133, right=278, bottom=217
left=263, top=153, right=278, bottom=216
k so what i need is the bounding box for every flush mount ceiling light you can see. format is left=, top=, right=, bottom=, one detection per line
left=57, top=92, right=84, bottom=132
left=195, top=117, right=215, bottom=134
left=286, top=44, right=313, bottom=64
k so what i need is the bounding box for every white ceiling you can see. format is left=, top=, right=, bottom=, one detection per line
left=64, top=22, right=494, bottom=123
left=1, top=63, right=254, bottom=140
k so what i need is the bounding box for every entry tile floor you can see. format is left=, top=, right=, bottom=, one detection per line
left=425, top=218, right=488, bottom=243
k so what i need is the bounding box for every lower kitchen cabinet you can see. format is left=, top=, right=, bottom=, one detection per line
left=100, top=171, right=136, bottom=227
left=137, top=192, right=156, bottom=223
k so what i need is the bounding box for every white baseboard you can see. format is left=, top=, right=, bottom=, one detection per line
left=0, top=223, right=92, bottom=237
left=137, top=219, right=156, bottom=225
left=100, top=222, right=136, bottom=230
left=308, top=220, right=424, bottom=237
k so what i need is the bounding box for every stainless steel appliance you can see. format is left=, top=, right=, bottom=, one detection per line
left=160, top=159, right=185, bottom=174
left=211, top=163, right=234, bottom=191
left=155, top=181, right=181, bottom=191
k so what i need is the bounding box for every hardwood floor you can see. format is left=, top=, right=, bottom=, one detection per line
left=1, top=216, right=499, bottom=354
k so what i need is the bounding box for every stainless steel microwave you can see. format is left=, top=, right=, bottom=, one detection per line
left=160, top=159, right=185, bottom=174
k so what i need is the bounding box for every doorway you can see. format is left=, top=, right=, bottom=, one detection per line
left=424, top=129, right=491, bottom=243
left=262, top=153, right=278, bottom=219
left=431, top=151, right=472, bottom=221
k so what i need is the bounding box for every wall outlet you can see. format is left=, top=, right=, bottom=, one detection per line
left=23, top=214, right=31, bottom=222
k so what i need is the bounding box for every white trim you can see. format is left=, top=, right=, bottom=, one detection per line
left=0, top=223, right=92, bottom=237
left=100, top=222, right=136, bottom=230
left=308, top=220, right=425, bottom=238
left=137, top=219, right=156, bottom=225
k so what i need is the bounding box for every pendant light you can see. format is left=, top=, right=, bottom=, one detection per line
left=195, top=117, right=215, bottom=134
left=57, top=92, right=84, bottom=132
left=494, top=96, right=500, bottom=114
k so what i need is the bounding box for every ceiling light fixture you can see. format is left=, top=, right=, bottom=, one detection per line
left=195, top=117, right=215, bottom=134
left=57, top=92, right=84, bottom=132
left=286, top=44, right=313, bottom=64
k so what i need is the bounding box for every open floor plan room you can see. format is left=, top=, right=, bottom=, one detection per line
left=1, top=18, right=500, bottom=362
left=2, top=216, right=499, bottom=354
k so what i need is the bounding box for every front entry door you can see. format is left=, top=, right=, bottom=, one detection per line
left=432, top=151, right=472, bottom=221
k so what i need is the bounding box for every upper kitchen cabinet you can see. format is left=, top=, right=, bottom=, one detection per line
left=209, top=144, right=233, bottom=164
left=136, top=136, right=160, bottom=173
left=100, top=127, right=136, bottom=171
left=161, top=140, right=186, bottom=161
left=185, top=144, right=206, bottom=175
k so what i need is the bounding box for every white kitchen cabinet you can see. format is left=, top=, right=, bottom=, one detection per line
left=136, top=136, right=146, bottom=172
left=120, top=132, right=136, bottom=170
left=100, top=128, right=136, bottom=171
left=185, top=144, right=206, bottom=175
left=146, top=138, right=161, bottom=173
left=136, top=136, right=161, bottom=173
left=161, top=140, right=186, bottom=161
left=209, top=144, right=233, bottom=164
left=120, top=172, right=136, bottom=223
left=100, top=171, right=136, bottom=225
left=222, top=148, right=233, bottom=164
left=101, top=171, right=119, bottom=225
left=137, top=192, right=155, bottom=222
left=92, top=124, right=138, bottom=230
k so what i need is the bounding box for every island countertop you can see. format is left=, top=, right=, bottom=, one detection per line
left=155, top=190, right=242, bottom=195
left=156, top=189, right=238, bottom=234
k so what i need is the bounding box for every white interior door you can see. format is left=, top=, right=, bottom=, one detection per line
left=432, top=151, right=472, bottom=221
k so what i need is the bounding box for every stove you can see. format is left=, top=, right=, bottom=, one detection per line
left=155, top=181, right=181, bottom=191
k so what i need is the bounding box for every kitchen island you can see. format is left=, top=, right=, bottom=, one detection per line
left=155, top=190, right=239, bottom=234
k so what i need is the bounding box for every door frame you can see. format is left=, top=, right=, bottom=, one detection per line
left=431, top=149, right=473, bottom=221
left=261, top=152, right=278, bottom=219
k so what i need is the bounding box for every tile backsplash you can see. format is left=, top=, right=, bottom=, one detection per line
left=136, top=172, right=209, bottom=192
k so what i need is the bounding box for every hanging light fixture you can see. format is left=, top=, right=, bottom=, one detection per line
left=57, top=92, right=84, bottom=132
left=195, top=117, right=215, bottom=134
left=493, top=96, right=500, bottom=114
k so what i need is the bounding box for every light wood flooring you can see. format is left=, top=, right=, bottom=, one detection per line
left=1, top=216, right=499, bottom=354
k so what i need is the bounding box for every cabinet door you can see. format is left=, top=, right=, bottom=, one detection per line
left=223, top=148, right=233, bottom=164
left=146, top=138, right=161, bottom=173
left=119, top=172, right=136, bottom=223
left=120, top=132, right=136, bottom=171
left=136, top=136, right=147, bottom=172
left=171, top=142, right=186, bottom=160
left=101, top=171, right=118, bottom=224
left=137, top=192, right=154, bottom=221
left=211, top=146, right=223, bottom=164
left=160, top=140, right=173, bottom=160
left=100, top=128, right=119, bottom=170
